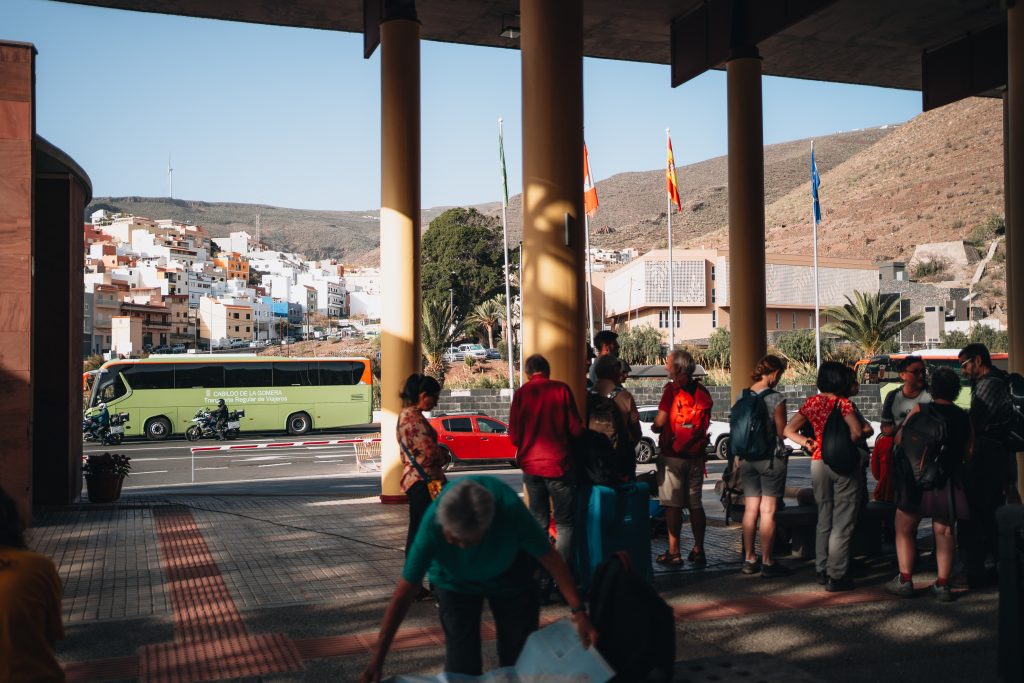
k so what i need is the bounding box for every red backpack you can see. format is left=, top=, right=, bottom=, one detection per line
left=667, top=382, right=713, bottom=456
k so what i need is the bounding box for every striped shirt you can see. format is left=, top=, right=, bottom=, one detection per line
left=970, top=368, right=1013, bottom=440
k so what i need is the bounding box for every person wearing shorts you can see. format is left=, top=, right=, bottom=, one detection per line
left=737, top=355, right=791, bottom=578
left=653, top=350, right=713, bottom=568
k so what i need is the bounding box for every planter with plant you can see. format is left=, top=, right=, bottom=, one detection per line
left=82, top=452, right=132, bottom=503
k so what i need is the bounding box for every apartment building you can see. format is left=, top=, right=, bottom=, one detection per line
left=213, top=251, right=250, bottom=282
left=198, top=296, right=254, bottom=347
left=601, top=248, right=879, bottom=344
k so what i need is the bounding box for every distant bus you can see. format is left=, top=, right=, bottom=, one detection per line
left=87, top=355, right=373, bottom=440
left=855, top=349, right=1009, bottom=409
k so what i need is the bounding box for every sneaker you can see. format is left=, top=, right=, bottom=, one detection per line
left=825, top=576, right=855, bottom=592
left=741, top=559, right=760, bottom=575
left=930, top=583, right=955, bottom=602
left=885, top=574, right=915, bottom=598
left=760, top=562, right=792, bottom=579
left=687, top=548, right=707, bottom=567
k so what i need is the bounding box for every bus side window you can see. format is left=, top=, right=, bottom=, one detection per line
left=318, top=361, right=362, bottom=386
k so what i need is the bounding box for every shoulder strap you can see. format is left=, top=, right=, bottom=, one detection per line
left=396, top=424, right=432, bottom=483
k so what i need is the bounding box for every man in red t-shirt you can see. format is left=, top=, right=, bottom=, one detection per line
left=509, top=354, right=585, bottom=565
left=652, top=350, right=713, bottom=567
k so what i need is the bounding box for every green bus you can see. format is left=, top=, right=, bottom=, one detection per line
left=87, top=356, right=373, bottom=440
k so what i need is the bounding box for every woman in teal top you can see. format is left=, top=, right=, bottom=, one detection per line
left=360, top=476, right=597, bottom=681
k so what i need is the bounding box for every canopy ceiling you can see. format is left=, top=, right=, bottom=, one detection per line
left=53, top=0, right=1005, bottom=93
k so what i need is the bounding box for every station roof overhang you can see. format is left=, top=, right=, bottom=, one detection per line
left=53, top=0, right=1009, bottom=109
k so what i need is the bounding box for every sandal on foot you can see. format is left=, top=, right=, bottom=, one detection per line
left=655, top=552, right=683, bottom=566
left=687, top=548, right=707, bottom=567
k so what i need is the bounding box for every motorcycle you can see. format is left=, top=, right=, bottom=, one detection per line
left=82, top=412, right=130, bottom=445
left=185, top=409, right=245, bottom=442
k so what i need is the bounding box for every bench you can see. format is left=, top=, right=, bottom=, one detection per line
left=773, top=501, right=896, bottom=560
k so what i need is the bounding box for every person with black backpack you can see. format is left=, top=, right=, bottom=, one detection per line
left=731, top=354, right=791, bottom=578
left=784, top=362, right=866, bottom=591
left=958, top=343, right=1017, bottom=587
left=583, top=354, right=641, bottom=485
left=886, top=367, right=971, bottom=602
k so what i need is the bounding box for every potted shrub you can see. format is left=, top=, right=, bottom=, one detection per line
left=82, top=452, right=132, bottom=503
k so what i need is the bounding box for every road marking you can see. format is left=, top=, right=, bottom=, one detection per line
left=232, top=456, right=287, bottom=462
left=257, top=462, right=293, bottom=468
left=131, top=470, right=169, bottom=475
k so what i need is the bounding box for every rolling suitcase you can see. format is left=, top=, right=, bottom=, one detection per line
left=575, top=482, right=652, bottom=590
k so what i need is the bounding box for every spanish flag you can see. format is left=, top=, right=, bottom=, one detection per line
left=583, top=143, right=599, bottom=217
left=667, top=134, right=683, bottom=213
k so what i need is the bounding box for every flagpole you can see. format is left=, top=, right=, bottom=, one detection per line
left=812, top=141, right=822, bottom=369
left=667, top=128, right=675, bottom=351
left=498, top=118, right=515, bottom=395
left=518, top=240, right=524, bottom=387
left=584, top=213, right=595, bottom=348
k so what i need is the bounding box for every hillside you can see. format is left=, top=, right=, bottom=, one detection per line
left=88, top=97, right=1007, bottom=311
left=488, top=126, right=894, bottom=250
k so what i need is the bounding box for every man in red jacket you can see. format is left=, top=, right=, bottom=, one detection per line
left=509, top=354, right=585, bottom=566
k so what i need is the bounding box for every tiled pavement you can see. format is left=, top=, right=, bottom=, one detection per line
left=26, top=462, right=995, bottom=683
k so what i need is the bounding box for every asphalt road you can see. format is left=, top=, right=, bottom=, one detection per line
left=93, top=432, right=816, bottom=507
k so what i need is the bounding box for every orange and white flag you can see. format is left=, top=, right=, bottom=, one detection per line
left=667, top=134, right=683, bottom=213
left=583, top=143, right=599, bottom=217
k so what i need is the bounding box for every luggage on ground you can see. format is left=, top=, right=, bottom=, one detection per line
left=575, top=482, right=652, bottom=590
left=588, top=551, right=675, bottom=683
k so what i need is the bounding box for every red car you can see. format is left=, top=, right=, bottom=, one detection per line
left=428, top=412, right=518, bottom=470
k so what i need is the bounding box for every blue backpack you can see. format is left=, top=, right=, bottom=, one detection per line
left=729, top=389, right=775, bottom=461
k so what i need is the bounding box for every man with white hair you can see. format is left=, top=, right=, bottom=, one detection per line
left=360, top=477, right=597, bottom=682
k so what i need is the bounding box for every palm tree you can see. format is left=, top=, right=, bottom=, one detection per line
left=822, top=291, right=922, bottom=357
left=421, top=298, right=464, bottom=383
left=466, top=296, right=504, bottom=350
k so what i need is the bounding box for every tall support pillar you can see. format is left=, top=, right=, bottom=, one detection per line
left=1007, top=4, right=1024, bottom=496
left=379, top=10, right=421, bottom=503
left=520, top=0, right=586, bottom=411
left=726, top=48, right=767, bottom=401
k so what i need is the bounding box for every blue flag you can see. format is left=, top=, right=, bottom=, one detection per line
left=811, top=143, right=822, bottom=225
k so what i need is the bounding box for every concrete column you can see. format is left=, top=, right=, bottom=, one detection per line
left=379, top=16, right=421, bottom=503
left=520, top=0, right=586, bottom=413
left=726, top=48, right=767, bottom=402
left=1007, top=5, right=1024, bottom=495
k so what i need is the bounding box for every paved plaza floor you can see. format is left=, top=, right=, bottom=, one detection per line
left=28, top=466, right=1001, bottom=683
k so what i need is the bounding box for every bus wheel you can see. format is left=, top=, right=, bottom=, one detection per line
left=145, top=417, right=172, bottom=441
left=287, top=412, right=311, bottom=436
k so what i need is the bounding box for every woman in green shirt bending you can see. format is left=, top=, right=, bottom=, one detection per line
left=360, top=476, right=597, bottom=681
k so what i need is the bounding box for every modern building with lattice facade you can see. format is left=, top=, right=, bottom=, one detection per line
left=600, top=249, right=880, bottom=344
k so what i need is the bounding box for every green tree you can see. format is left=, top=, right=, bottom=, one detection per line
left=968, top=324, right=1009, bottom=352
left=705, top=328, right=731, bottom=369
left=823, top=291, right=922, bottom=357
left=421, top=208, right=518, bottom=321
left=466, top=296, right=505, bottom=349
left=618, top=325, right=664, bottom=365
left=421, top=298, right=465, bottom=384
left=940, top=330, right=970, bottom=348
left=775, top=330, right=832, bottom=364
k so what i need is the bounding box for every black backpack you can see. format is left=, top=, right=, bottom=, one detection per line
left=820, top=399, right=860, bottom=476
left=895, top=403, right=948, bottom=491
left=588, top=552, right=674, bottom=682
left=578, top=388, right=632, bottom=485
left=729, top=388, right=775, bottom=461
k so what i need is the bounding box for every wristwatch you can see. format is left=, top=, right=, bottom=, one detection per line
left=569, top=604, right=587, bottom=616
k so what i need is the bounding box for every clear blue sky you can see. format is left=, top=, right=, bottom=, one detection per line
left=5, top=0, right=923, bottom=211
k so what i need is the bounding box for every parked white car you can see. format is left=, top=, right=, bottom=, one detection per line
left=458, top=343, right=489, bottom=360
left=706, top=418, right=881, bottom=460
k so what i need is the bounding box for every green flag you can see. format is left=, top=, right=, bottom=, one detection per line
left=498, top=124, right=509, bottom=207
